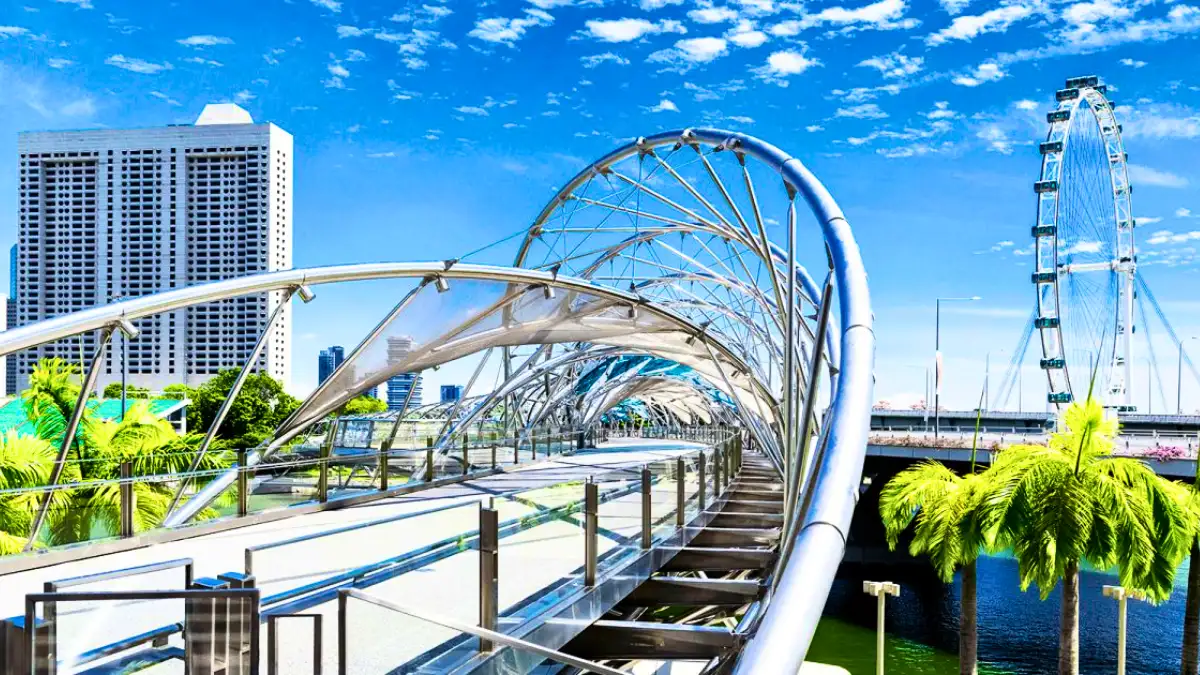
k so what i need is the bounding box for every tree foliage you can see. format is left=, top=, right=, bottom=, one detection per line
left=186, top=369, right=300, bottom=448
left=102, top=383, right=150, bottom=399
left=336, top=395, right=388, bottom=417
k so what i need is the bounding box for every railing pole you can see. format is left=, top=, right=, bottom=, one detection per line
left=119, top=462, right=134, bottom=538
left=585, top=481, right=598, bottom=586
left=425, top=447, right=434, bottom=482
left=676, top=458, right=686, bottom=527
left=714, top=447, right=723, bottom=494
left=698, top=453, right=707, bottom=511
left=337, top=590, right=348, bottom=675
left=491, top=443, right=497, bottom=469
left=318, top=421, right=337, bottom=504
left=378, top=441, right=389, bottom=493
left=479, top=504, right=499, bottom=652
left=640, top=465, right=652, bottom=549
left=531, top=432, right=538, bottom=460
left=237, top=449, right=249, bottom=517
left=462, top=433, right=469, bottom=475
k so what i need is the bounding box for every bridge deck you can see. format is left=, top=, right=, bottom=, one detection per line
left=0, top=439, right=703, bottom=673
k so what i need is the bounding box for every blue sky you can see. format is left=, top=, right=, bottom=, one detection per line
left=1, top=0, right=1199, bottom=411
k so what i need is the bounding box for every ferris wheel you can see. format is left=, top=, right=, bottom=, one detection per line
left=1032, top=75, right=1136, bottom=411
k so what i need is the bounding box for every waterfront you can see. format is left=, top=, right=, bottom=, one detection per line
left=813, top=555, right=1189, bottom=674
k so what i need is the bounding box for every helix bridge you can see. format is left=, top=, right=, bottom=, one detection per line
left=0, top=128, right=873, bottom=674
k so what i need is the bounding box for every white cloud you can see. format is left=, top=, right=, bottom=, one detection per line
left=1014, top=99, right=1039, bottom=110
left=690, top=6, right=740, bottom=23
left=857, top=51, right=922, bottom=78
left=774, top=0, right=915, bottom=33
left=940, top=0, right=971, bottom=15
left=649, top=37, right=729, bottom=69
left=806, top=124, right=824, bottom=132
left=234, top=90, right=255, bottom=104
left=337, top=25, right=368, bottom=38
left=953, top=62, right=1005, bottom=87
left=924, top=101, right=958, bottom=119
left=1116, top=103, right=1200, bottom=140
left=59, top=97, right=95, bottom=117
left=455, top=105, right=489, bottom=116
left=977, top=123, right=1013, bottom=153
left=105, top=55, right=172, bottom=74
left=310, top=0, right=342, bottom=12
left=327, top=63, right=350, bottom=78
left=726, top=114, right=754, bottom=123
left=647, top=98, right=680, bottom=113
left=1128, top=164, right=1188, bottom=188
left=836, top=103, right=887, bottom=118
left=581, top=52, right=630, bottom=67
left=149, top=91, right=181, bottom=106
left=1120, top=57, right=1146, bottom=68
left=184, top=56, right=223, bottom=67
left=0, top=26, right=28, bottom=38
left=470, top=9, right=554, bottom=45
left=53, top=0, right=92, bottom=7
left=345, top=48, right=367, bottom=62
left=926, top=4, right=1033, bottom=46
left=640, top=0, right=684, bottom=8
left=1063, top=0, right=1130, bottom=26
left=47, top=58, right=73, bottom=69
left=1136, top=216, right=1163, bottom=225
left=1177, top=207, right=1194, bottom=218
left=1146, top=229, right=1200, bottom=245
left=177, top=35, right=233, bottom=47
left=584, top=18, right=685, bottom=42
left=754, top=49, right=820, bottom=83
left=727, top=20, right=768, bottom=47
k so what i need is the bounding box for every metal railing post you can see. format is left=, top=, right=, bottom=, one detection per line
left=479, top=504, right=499, bottom=652
left=185, top=577, right=231, bottom=675
left=337, top=590, right=348, bottom=675
left=585, top=481, right=598, bottom=587
left=640, top=465, right=652, bottom=549
left=531, top=432, right=538, bottom=460
left=490, top=444, right=497, bottom=469
left=216, top=572, right=256, bottom=675
left=425, top=447, right=434, bottom=482
left=714, top=447, right=723, bottom=494
left=378, top=440, right=389, bottom=492
left=462, top=433, right=469, bottom=475
left=119, top=462, right=134, bottom=538
left=318, top=421, right=337, bottom=504
left=676, top=458, right=686, bottom=527
left=698, top=453, right=706, bottom=511
left=237, top=449, right=249, bottom=517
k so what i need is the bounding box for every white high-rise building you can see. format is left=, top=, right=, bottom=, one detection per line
left=15, top=103, right=293, bottom=392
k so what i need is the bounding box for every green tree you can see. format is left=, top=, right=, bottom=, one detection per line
left=102, top=383, right=149, bottom=399
left=187, top=369, right=300, bottom=448
left=336, top=395, right=388, bottom=417
left=0, top=431, right=56, bottom=554
left=158, top=383, right=194, bottom=401
left=880, top=405, right=993, bottom=675
left=986, top=397, right=1191, bottom=675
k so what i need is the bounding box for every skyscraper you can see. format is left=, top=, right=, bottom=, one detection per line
left=440, top=385, right=463, bottom=403
left=318, top=346, right=345, bottom=385
left=4, top=245, right=14, bottom=397
left=385, top=336, right=422, bottom=411
left=15, top=103, right=293, bottom=392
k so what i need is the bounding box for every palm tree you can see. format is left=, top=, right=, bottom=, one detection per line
left=0, top=431, right=58, bottom=554
left=1175, top=462, right=1200, bottom=675
left=986, top=397, right=1191, bottom=675
left=879, top=403, right=993, bottom=675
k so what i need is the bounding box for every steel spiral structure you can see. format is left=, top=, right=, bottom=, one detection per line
left=0, top=128, right=873, bottom=670
left=1032, top=75, right=1136, bottom=410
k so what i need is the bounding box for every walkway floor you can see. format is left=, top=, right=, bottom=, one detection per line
left=0, top=439, right=703, bottom=674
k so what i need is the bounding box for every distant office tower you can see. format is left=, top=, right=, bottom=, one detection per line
left=16, top=104, right=293, bottom=392
left=440, top=384, right=463, bottom=404
left=318, top=346, right=344, bottom=385
left=385, top=336, right=422, bottom=410
left=4, top=245, right=13, bottom=397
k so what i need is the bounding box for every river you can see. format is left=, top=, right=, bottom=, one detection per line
left=809, top=554, right=1190, bottom=674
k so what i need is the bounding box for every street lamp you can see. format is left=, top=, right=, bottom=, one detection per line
left=1103, top=585, right=1147, bottom=675
left=935, top=296, right=981, bottom=438
left=863, top=581, right=900, bottom=675
left=1178, top=336, right=1197, bottom=415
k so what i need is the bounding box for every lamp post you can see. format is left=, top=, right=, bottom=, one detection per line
left=863, top=580, right=900, bottom=675
left=934, top=296, right=981, bottom=438
left=1102, top=585, right=1146, bottom=675
left=1178, top=337, right=1197, bottom=415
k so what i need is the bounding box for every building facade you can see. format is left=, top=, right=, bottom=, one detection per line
left=384, top=335, right=421, bottom=411
left=15, top=104, right=293, bottom=392
left=4, top=245, right=13, bottom=397
left=318, top=345, right=344, bottom=385
left=440, top=384, right=462, bottom=404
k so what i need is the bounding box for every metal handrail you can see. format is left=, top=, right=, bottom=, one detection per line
left=338, top=588, right=626, bottom=675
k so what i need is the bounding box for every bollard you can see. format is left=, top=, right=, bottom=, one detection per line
left=378, top=441, right=390, bottom=493
left=425, top=447, right=434, bottom=482
left=479, top=504, right=499, bottom=652
left=119, top=462, right=135, bottom=538
left=216, top=572, right=256, bottom=675
left=676, top=458, right=686, bottom=527
left=186, top=577, right=232, bottom=675
left=863, top=581, right=900, bottom=675
left=584, top=481, right=598, bottom=586
left=641, top=465, right=652, bottom=549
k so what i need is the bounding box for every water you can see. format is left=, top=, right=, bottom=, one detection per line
left=812, top=555, right=1190, bottom=674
